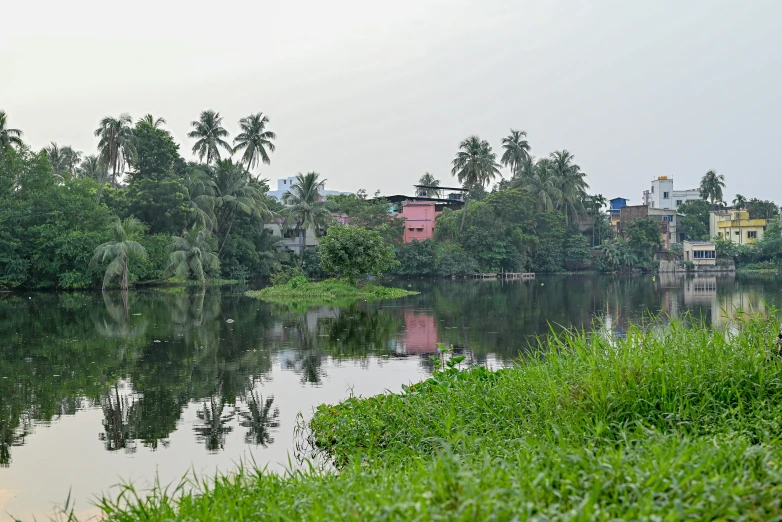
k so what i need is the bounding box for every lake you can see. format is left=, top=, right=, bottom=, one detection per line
left=1, top=274, right=780, bottom=520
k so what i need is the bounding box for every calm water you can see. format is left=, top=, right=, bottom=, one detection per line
left=1, top=274, right=780, bottom=520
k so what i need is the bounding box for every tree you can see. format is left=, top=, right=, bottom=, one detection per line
left=94, top=113, right=136, bottom=202
left=522, top=159, right=561, bottom=212
left=0, top=111, right=23, bottom=153
left=733, top=194, right=746, bottom=209
left=138, top=114, right=166, bottom=128
left=747, top=199, right=780, bottom=220
left=451, top=136, right=501, bottom=233
left=164, top=227, right=220, bottom=286
left=417, top=172, right=442, bottom=197
left=318, top=225, right=397, bottom=280
left=232, top=113, right=276, bottom=171
left=44, top=142, right=81, bottom=180
left=699, top=170, right=725, bottom=206
left=78, top=155, right=107, bottom=182
left=188, top=110, right=231, bottom=165
left=625, top=218, right=663, bottom=265
left=212, top=160, right=271, bottom=255
left=326, top=193, right=405, bottom=245
left=283, top=172, right=332, bottom=262
left=550, top=150, right=589, bottom=226
left=500, top=129, right=530, bottom=177
left=91, top=217, right=148, bottom=291
left=677, top=199, right=711, bottom=240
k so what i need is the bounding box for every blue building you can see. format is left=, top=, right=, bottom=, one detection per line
left=609, top=197, right=628, bottom=232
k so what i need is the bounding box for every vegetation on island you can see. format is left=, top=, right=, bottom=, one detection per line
left=94, top=313, right=782, bottom=520
left=247, top=225, right=417, bottom=305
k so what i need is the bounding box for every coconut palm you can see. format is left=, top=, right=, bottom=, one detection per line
left=78, top=155, right=107, bottom=182
left=282, top=172, right=333, bottom=262
left=164, top=227, right=220, bottom=286
left=138, top=114, right=166, bottom=128
left=184, top=167, right=217, bottom=230
left=500, top=129, right=530, bottom=178
left=451, top=136, right=502, bottom=233
left=99, top=384, right=138, bottom=453
left=44, top=143, right=81, bottom=181
left=733, top=194, right=747, bottom=209
left=522, top=159, right=562, bottom=212
left=417, top=172, right=442, bottom=197
left=212, top=160, right=272, bottom=255
left=95, top=113, right=136, bottom=202
left=0, top=111, right=23, bottom=153
left=91, top=217, right=147, bottom=291
left=699, top=170, right=725, bottom=207
left=238, top=391, right=279, bottom=446
left=232, top=113, right=276, bottom=171
left=188, top=110, right=231, bottom=165
left=550, top=150, right=589, bottom=225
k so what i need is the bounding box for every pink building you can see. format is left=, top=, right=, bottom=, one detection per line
left=402, top=201, right=441, bottom=242
left=403, top=312, right=439, bottom=353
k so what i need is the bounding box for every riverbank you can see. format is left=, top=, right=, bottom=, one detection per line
left=94, top=314, right=782, bottom=520
left=245, top=278, right=418, bottom=306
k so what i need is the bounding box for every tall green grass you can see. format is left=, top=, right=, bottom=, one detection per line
left=97, top=314, right=782, bottom=520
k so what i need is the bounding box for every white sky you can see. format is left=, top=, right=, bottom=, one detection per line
left=1, top=0, right=781, bottom=203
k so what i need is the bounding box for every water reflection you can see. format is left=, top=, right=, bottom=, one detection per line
left=1, top=275, right=782, bottom=517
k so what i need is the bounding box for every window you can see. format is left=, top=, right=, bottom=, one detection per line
left=748, top=231, right=757, bottom=239
left=735, top=231, right=740, bottom=236
left=693, top=250, right=716, bottom=259
left=663, top=191, right=670, bottom=199
left=651, top=186, right=654, bottom=193
left=676, top=200, right=683, bottom=206
left=662, top=215, right=672, bottom=222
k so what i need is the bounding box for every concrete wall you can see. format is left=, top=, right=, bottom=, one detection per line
left=402, top=202, right=439, bottom=242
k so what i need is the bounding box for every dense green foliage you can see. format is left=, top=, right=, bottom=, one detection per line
left=718, top=220, right=782, bottom=269
left=677, top=199, right=711, bottom=240
left=0, top=111, right=285, bottom=289
left=96, top=314, right=782, bottom=520
left=318, top=226, right=397, bottom=279
left=326, top=192, right=405, bottom=245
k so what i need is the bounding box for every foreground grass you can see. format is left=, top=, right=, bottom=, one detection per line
left=97, top=316, right=782, bottom=520
left=245, top=278, right=417, bottom=307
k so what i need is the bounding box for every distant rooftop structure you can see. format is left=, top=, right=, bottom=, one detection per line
left=642, top=176, right=700, bottom=211
left=266, top=176, right=350, bottom=202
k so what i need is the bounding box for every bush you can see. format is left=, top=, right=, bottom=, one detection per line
left=318, top=225, right=397, bottom=279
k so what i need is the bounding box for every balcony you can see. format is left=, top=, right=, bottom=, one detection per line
left=716, top=219, right=767, bottom=228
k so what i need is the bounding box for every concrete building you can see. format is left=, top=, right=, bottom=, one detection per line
left=608, top=197, right=629, bottom=234
left=683, top=240, right=716, bottom=265
left=709, top=209, right=768, bottom=244
left=382, top=188, right=465, bottom=243
left=619, top=205, right=681, bottom=248
left=266, top=176, right=350, bottom=202
left=642, top=176, right=700, bottom=210
left=265, top=215, right=349, bottom=256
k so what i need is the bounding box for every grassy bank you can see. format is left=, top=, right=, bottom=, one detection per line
left=245, top=278, right=417, bottom=306
left=97, top=315, right=782, bottom=520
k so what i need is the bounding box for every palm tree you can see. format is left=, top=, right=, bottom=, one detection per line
left=212, top=160, right=272, bottom=255
left=188, top=110, right=231, bottom=165
left=164, top=227, right=220, bottom=286
left=44, top=143, right=82, bottom=181
left=94, top=114, right=136, bottom=202
left=238, top=391, right=279, bottom=446
left=587, top=194, right=607, bottom=246
left=500, top=129, right=531, bottom=178
left=78, top=155, right=107, bottom=182
left=138, top=114, right=166, bottom=128
left=733, top=194, right=746, bottom=209
left=699, top=170, right=725, bottom=207
left=91, top=217, right=148, bottom=291
left=184, top=167, right=217, bottom=230
left=282, top=172, right=333, bottom=262
left=451, top=136, right=502, bottom=233
left=233, top=113, right=276, bottom=171
left=417, top=172, right=442, bottom=197
left=550, top=150, right=589, bottom=226
left=0, top=111, right=23, bottom=153
left=522, top=159, right=561, bottom=212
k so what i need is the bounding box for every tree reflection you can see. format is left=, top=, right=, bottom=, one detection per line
left=99, top=383, right=138, bottom=453
left=194, top=396, right=235, bottom=452
left=238, top=391, right=279, bottom=446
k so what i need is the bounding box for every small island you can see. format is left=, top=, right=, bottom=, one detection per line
left=246, top=225, right=417, bottom=305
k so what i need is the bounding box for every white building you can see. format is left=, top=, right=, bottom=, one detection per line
left=642, top=176, right=700, bottom=210
left=266, top=176, right=350, bottom=202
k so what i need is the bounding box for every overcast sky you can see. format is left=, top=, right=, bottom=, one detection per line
left=2, top=0, right=780, bottom=204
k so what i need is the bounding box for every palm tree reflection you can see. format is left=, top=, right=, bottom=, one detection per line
left=99, top=383, right=138, bottom=453
left=238, top=391, right=279, bottom=447
left=194, top=396, right=234, bottom=452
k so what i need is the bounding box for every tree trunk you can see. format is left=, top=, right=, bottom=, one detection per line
left=217, top=209, right=236, bottom=258
left=459, top=190, right=471, bottom=234
left=299, top=228, right=306, bottom=264
left=121, top=260, right=129, bottom=291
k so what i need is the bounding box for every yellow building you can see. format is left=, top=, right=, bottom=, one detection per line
left=709, top=209, right=768, bottom=245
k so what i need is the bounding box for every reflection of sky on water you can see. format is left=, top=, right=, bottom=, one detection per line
left=2, top=274, right=782, bottom=519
